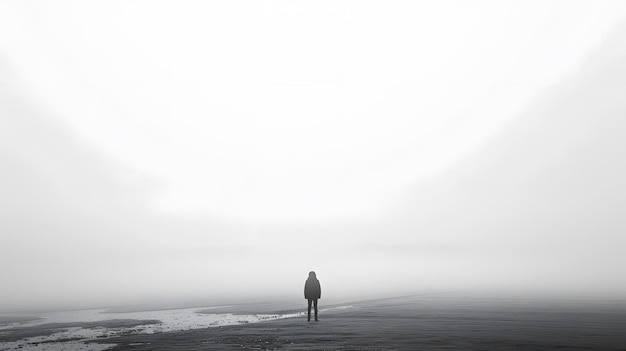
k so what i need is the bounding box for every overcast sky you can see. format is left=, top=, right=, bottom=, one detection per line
left=1, top=1, right=625, bottom=310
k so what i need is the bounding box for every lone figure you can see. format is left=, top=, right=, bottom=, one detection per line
left=304, top=271, right=321, bottom=321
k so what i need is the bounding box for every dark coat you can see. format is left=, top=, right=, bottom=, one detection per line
left=304, top=277, right=321, bottom=300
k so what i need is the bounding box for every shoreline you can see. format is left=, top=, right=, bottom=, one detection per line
left=2, top=295, right=625, bottom=350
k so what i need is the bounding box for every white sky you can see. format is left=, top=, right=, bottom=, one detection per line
left=2, top=0, right=625, bottom=222
left=2, top=1, right=626, bottom=309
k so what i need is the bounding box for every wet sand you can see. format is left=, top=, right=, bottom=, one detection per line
left=90, top=296, right=626, bottom=350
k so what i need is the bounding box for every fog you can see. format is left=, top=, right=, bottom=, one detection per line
left=1, top=1, right=625, bottom=311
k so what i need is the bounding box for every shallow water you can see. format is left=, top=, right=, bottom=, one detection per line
left=0, top=303, right=352, bottom=350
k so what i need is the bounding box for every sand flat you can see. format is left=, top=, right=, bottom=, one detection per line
left=89, top=296, right=626, bottom=350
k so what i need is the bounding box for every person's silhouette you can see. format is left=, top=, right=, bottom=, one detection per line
left=304, top=271, right=321, bottom=321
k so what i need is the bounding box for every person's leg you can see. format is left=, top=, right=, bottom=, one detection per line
left=314, top=299, right=318, bottom=321
left=307, top=299, right=312, bottom=321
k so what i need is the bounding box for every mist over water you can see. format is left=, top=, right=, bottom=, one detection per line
left=1, top=1, right=626, bottom=313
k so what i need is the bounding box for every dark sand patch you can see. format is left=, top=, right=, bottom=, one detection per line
left=91, top=296, right=626, bottom=350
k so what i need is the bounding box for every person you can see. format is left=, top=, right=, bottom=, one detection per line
left=304, top=271, right=321, bottom=321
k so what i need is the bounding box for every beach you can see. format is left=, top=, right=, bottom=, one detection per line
left=2, top=295, right=625, bottom=350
